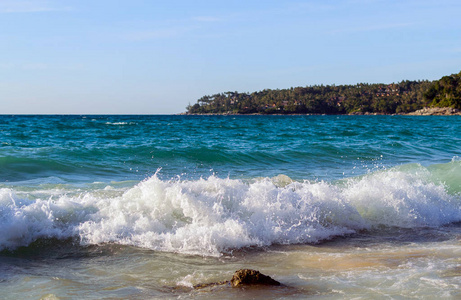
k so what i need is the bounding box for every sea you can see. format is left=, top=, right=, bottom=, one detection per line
left=0, top=114, right=460, bottom=299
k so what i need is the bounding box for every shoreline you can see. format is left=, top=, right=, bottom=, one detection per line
left=179, top=107, right=461, bottom=116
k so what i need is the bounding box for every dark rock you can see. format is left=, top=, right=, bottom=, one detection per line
left=230, top=269, right=281, bottom=287
left=192, top=269, right=282, bottom=290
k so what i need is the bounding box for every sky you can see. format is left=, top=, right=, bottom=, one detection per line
left=1, top=0, right=460, bottom=114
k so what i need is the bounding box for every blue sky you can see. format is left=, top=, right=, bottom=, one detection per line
left=1, top=0, right=460, bottom=114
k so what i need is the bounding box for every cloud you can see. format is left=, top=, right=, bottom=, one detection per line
left=0, top=0, right=71, bottom=13
left=330, top=22, right=414, bottom=34
left=22, top=63, right=49, bottom=70
left=122, top=26, right=196, bottom=41
left=121, top=16, right=220, bottom=42
left=192, top=16, right=221, bottom=22
left=0, top=62, right=84, bottom=71
left=446, top=47, right=461, bottom=53
left=285, top=2, right=338, bottom=12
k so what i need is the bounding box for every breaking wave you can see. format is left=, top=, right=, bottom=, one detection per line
left=1, top=161, right=460, bottom=256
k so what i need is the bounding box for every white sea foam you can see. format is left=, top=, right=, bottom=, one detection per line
left=345, top=165, right=461, bottom=228
left=1, top=165, right=460, bottom=255
left=104, top=122, right=136, bottom=125
left=0, top=188, right=93, bottom=249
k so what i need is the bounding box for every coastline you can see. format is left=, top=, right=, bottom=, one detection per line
left=179, top=107, right=461, bottom=116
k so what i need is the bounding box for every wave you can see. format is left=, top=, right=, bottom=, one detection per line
left=1, top=161, right=460, bottom=256
left=104, top=122, right=137, bottom=126
left=0, top=156, right=78, bottom=182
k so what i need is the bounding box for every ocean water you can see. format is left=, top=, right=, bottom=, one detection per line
left=0, top=115, right=460, bottom=299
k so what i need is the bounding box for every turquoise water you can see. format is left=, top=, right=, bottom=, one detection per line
left=1, top=115, right=459, bottom=183
left=1, top=115, right=461, bottom=299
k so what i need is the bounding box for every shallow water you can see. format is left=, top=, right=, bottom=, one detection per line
left=2, top=228, right=461, bottom=299
left=1, top=115, right=460, bottom=298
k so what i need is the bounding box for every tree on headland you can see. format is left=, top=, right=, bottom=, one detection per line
left=186, top=71, right=461, bottom=114
left=424, top=71, right=461, bottom=109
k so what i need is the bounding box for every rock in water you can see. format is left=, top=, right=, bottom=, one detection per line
left=192, top=269, right=282, bottom=289
left=230, top=269, right=281, bottom=287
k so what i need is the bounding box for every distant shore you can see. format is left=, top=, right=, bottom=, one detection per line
left=179, top=107, right=461, bottom=116
left=185, top=71, right=460, bottom=116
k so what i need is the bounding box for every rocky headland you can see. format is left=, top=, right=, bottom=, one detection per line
left=405, top=107, right=461, bottom=116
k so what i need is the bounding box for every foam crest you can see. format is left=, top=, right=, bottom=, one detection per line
left=77, top=176, right=363, bottom=256
left=104, top=122, right=136, bottom=125
left=0, top=188, right=93, bottom=250
left=1, top=165, right=460, bottom=255
left=345, top=165, right=461, bottom=227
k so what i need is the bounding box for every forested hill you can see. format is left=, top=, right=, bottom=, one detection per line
left=186, top=70, right=461, bottom=115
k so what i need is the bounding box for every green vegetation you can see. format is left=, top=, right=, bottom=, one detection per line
left=186, top=70, right=461, bottom=115
left=424, top=71, right=461, bottom=109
